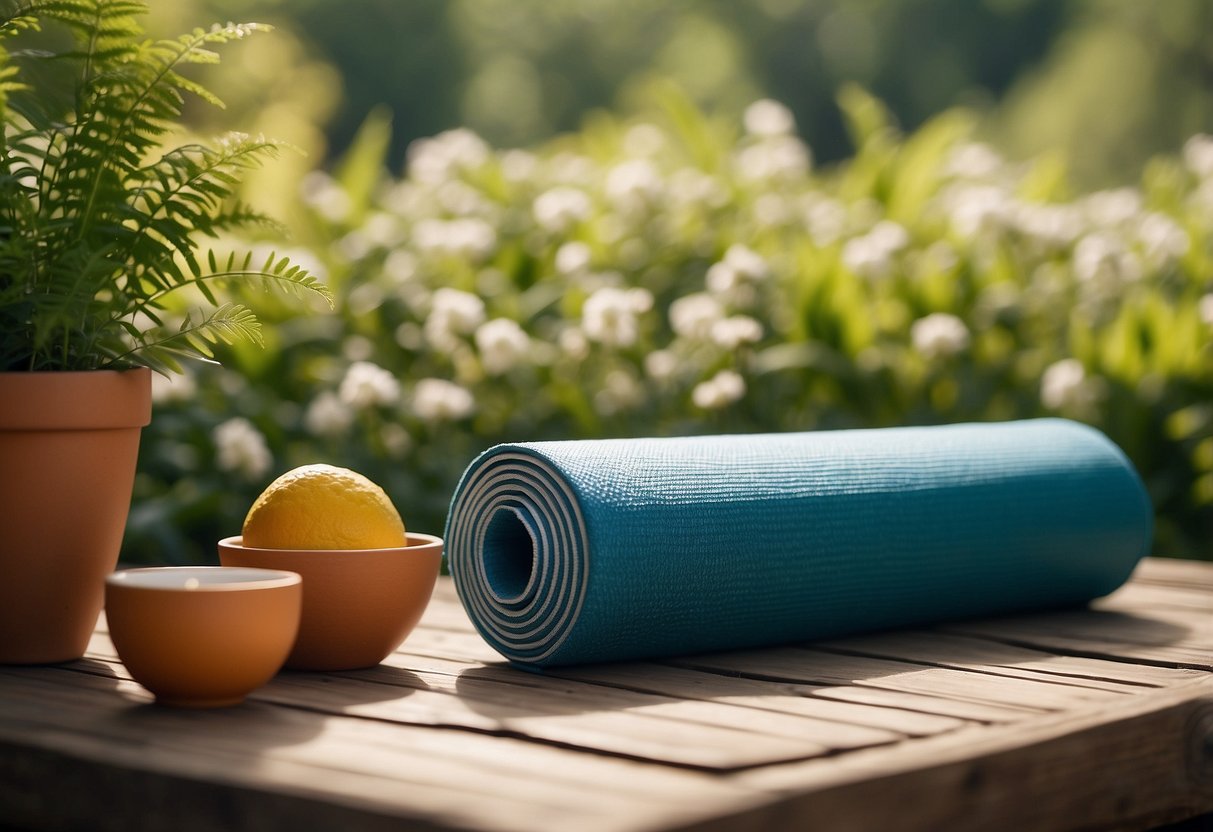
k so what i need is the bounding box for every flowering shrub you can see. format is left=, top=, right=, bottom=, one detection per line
left=127, top=88, right=1213, bottom=563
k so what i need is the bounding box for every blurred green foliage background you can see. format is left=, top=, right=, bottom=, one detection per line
left=123, top=0, right=1213, bottom=564
left=155, top=0, right=1213, bottom=187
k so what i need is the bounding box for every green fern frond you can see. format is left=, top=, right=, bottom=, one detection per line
left=101, top=302, right=263, bottom=370
left=0, top=1, right=327, bottom=371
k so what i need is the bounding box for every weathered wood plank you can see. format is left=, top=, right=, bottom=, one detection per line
left=546, top=663, right=969, bottom=739
left=814, top=631, right=1200, bottom=689
left=1131, top=557, right=1213, bottom=591
left=803, top=684, right=1042, bottom=725
left=1099, top=582, right=1213, bottom=613
left=6, top=564, right=1211, bottom=832
left=722, top=677, right=1213, bottom=832
left=0, top=667, right=766, bottom=832
left=399, top=628, right=1051, bottom=738
left=672, top=647, right=1124, bottom=712
left=945, top=607, right=1213, bottom=671
left=395, top=628, right=1038, bottom=726
left=84, top=628, right=863, bottom=769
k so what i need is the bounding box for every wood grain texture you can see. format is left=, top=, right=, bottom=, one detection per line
left=0, top=557, right=1210, bottom=832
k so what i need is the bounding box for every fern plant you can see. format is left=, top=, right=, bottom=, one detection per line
left=0, top=0, right=331, bottom=372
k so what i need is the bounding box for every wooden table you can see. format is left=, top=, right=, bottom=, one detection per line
left=2, top=558, right=1211, bottom=832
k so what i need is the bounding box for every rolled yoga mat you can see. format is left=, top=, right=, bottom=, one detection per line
left=445, top=419, right=1153, bottom=668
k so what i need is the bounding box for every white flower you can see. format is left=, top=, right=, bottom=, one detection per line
left=868, top=220, right=909, bottom=252
left=412, top=378, right=474, bottom=422
left=434, top=181, right=486, bottom=217
left=407, top=128, right=490, bottom=184
left=362, top=212, right=402, bottom=247
left=725, top=244, right=769, bottom=280
left=1137, top=212, right=1189, bottom=267
left=668, top=168, right=728, bottom=208
left=342, top=334, right=375, bottom=362
left=841, top=221, right=909, bottom=280
left=336, top=230, right=373, bottom=262
left=559, top=327, right=590, bottom=360
left=474, top=318, right=531, bottom=375
left=839, top=241, right=887, bottom=280
left=945, top=184, right=1013, bottom=240
left=669, top=292, right=724, bottom=339
left=922, top=240, right=959, bottom=274
left=1082, top=188, right=1142, bottom=229
left=550, top=152, right=595, bottom=184
left=380, top=423, right=413, bottom=457
left=304, top=391, right=354, bottom=438
left=734, top=136, right=811, bottom=181
left=412, top=218, right=496, bottom=261
left=944, top=142, right=1003, bottom=180
left=533, top=187, right=592, bottom=233
left=1073, top=232, right=1142, bottom=285
left=1194, top=179, right=1213, bottom=219
left=425, top=288, right=486, bottom=348
left=1041, top=359, right=1103, bottom=412
left=753, top=193, right=792, bottom=228
left=500, top=149, right=539, bottom=182
left=626, top=287, right=655, bottom=313
left=707, top=245, right=769, bottom=295
left=706, top=261, right=739, bottom=294
left=1183, top=134, right=1213, bottom=179
left=338, top=361, right=400, bottom=410
left=605, top=159, right=662, bottom=207
left=710, top=316, right=763, bottom=349
left=394, top=322, right=424, bottom=350
left=299, top=171, right=351, bottom=223
left=213, top=418, right=271, bottom=481
left=555, top=241, right=592, bottom=275
left=383, top=249, right=418, bottom=284
left=623, top=123, right=666, bottom=156
left=581, top=287, right=651, bottom=347
left=1012, top=202, right=1083, bottom=251
left=150, top=371, right=196, bottom=405
left=692, top=370, right=746, bottom=409
left=911, top=313, right=970, bottom=360
left=804, top=197, right=847, bottom=247
left=381, top=180, right=424, bottom=216
left=644, top=349, right=679, bottom=381
left=1199, top=294, right=1213, bottom=326
left=744, top=99, right=795, bottom=137
left=594, top=369, right=642, bottom=415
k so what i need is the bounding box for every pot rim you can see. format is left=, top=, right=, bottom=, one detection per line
left=0, top=367, right=152, bottom=430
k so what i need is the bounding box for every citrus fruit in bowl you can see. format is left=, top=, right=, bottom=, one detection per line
left=219, top=464, right=442, bottom=671
left=241, top=464, right=407, bottom=550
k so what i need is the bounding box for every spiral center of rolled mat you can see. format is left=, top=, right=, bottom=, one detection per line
left=446, top=451, right=590, bottom=664
left=483, top=508, right=535, bottom=601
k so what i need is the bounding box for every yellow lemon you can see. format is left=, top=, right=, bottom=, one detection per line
left=242, top=464, right=406, bottom=550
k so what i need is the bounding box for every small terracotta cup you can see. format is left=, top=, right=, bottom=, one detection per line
left=217, top=532, right=443, bottom=671
left=104, top=567, right=301, bottom=708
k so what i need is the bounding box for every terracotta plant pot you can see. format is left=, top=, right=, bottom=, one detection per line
left=0, top=369, right=152, bottom=664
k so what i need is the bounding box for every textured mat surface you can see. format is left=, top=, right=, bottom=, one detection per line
left=444, top=419, right=1153, bottom=668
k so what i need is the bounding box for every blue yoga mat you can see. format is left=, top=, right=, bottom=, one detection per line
left=444, top=419, right=1152, bottom=668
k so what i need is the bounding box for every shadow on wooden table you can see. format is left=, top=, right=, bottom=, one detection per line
left=439, top=605, right=1197, bottom=722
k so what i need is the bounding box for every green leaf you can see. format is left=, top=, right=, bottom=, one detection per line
left=334, top=105, right=392, bottom=226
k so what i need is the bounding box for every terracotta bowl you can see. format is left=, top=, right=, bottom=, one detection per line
left=104, top=567, right=301, bottom=708
left=217, top=532, right=443, bottom=671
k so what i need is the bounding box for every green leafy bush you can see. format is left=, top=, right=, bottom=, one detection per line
left=126, top=86, right=1213, bottom=563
